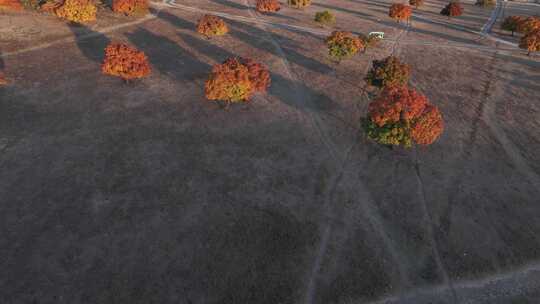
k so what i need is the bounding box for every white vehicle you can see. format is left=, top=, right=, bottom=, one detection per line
left=369, top=32, right=385, bottom=39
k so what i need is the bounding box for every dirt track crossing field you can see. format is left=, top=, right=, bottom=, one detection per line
left=1, top=0, right=540, bottom=303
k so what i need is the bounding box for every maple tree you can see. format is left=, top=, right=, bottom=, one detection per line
left=409, top=0, right=424, bottom=9
left=112, top=0, right=148, bottom=16
left=101, top=43, right=151, bottom=81
left=363, top=86, right=443, bottom=147
left=519, top=30, right=540, bottom=56
left=205, top=57, right=270, bottom=103
left=287, top=0, right=311, bottom=9
left=389, top=3, right=412, bottom=23
left=197, top=14, right=229, bottom=38
left=501, top=16, right=525, bottom=36
left=325, top=31, right=364, bottom=62
left=440, top=2, right=463, bottom=18
left=256, top=0, right=280, bottom=13
left=365, top=56, right=411, bottom=88
left=54, top=0, right=97, bottom=23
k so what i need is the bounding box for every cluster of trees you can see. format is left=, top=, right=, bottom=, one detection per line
left=389, top=1, right=464, bottom=23
left=363, top=57, right=444, bottom=148
left=502, top=16, right=540, bottom=55
left=1, top=0, right=149, bottom=23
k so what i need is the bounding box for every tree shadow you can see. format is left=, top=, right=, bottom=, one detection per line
left=67, top=23, right=111, bottom=63
left=209, top=0, right=249, bottom=10
left=155, top=10, right=196, bottom=30
left=126, top=28, right=211, bottom=82
left=227, top=19, right=334, bottom=75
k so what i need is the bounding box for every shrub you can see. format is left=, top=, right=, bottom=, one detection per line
left=501, top=16, right=524, bottom=36
left=0, top=0, right=24, bottom=10
left=409, top=0, right=424, bottom=9
left=20, top=0, right=40, bottom=10
left=112, top=0, right=148, bottom=16
left=315, top=11, right=336, bottom=26
left=519, top=30, right=540, bottom=56
left=325, top=31, right=364, bottom=62
left=54, top=0, right=97, bottom=23
left=389, top=3, right=412, bottom=23
left=205, top=57, right=270, bottom=103
left=287, top=0, right=311, bottom=9
left=101, top=43, right=151, bottom=81
left=441, top=2, right=463, bottom=18
left=365, top=56, right=411, bottom=88
left=256, top=0, right=280, bottom=13
left=363, top=86, right=443, bottom=147
left=516, top=16, right=540, bottom=35
left=197, top=14, right=229, bottom=38
left=475, top=0, right=495, bottom=7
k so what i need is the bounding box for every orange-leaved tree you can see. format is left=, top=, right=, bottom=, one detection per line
left=54, top=0, right=97, bottom=23
left=389, top=3, right=412, bottom=23
left=205, top=57, right=271, bottom=103
left=112, top=0, right=148, bottom=16
left=256, top=0, right=280, bottom=13
left=325, top=31, right=364, bottom=62
left=0, top=0, right=24, bottom=10
left=287, top=0, right=311, bottom=9
left=516, top=16, right=540, bottom=35
left=363, top=86, right=443, bottom=147
left=520, top=30, right=540, bottom=56
left=197, top=14, right=229, bottom=38
left=440, top=2, right=463, bottom=18
left=365, top=56, right=411, bottom=88
left=501, top=16, right=525, bottom=36
left=101, top=43, right=151, bottom=81
left=409, top=0, right=424, bottom=9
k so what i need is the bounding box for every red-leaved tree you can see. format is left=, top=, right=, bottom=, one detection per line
left=256, top=0, right=280, bottom=13
left=389, top=3, right=412, bottom=23
left=520, top=30, right=540, bottom=56
left=101, top=43, right=151, bottom=81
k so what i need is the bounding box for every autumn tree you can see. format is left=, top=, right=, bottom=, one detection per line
left=197, top=14, right=229, bottom=38
left=101, top=43, right=151, bottom=81
left=287, top=0, right=311, bottom=9
left=315, top=11, right=336, bottom=26
left=0, top=0, right=24, bottom=10
left=0, top=72, right=7, bottom=85
left=205, top=57, right=270, bottom=103
left=363, top=86, right=444, bottom=147
left=365, top=56, right=411, bottom=88
left=112, top=0, right=148, bottom=16
left=358, top=33, right=382, bottom=51
left=516, top=16, right=540, bottom=35
left=325, top=31, right=364, bottom=62
left=409, top=0, right=424, bottom=9
left=389, top=3, right=412, bottom=23
left=440, top=2, right=463, bottom=18
left=501, top=16, right=524, bottom=36
left=520, top=30, right=540, bottom=56
left=256, top=0, right=280, bottom=13
left=54, top=0, right=97, bottom=23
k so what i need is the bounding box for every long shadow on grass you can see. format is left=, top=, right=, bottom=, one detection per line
left=178, top=32, right=336, bottom=111
left=67, top=23, right=111, bottom=63
left=226, top=19, right=334, bottom=75
left=126, top=28, right=211, bottom=82
left=156, top=10, right=197, bottom=30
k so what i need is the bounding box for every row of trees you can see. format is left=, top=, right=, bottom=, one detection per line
left=388, top=1, right=464, bottom=24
